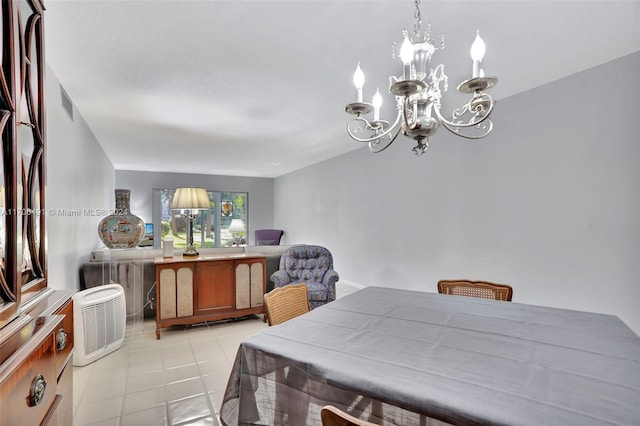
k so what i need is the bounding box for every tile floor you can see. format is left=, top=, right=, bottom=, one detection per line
left=72, top=283, right=360, bottom=426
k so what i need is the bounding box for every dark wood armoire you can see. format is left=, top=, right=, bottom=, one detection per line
left=0, top=1, right=74, bottom=424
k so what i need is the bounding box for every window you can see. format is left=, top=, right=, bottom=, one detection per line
left=153, top=189, right=248, bottom=249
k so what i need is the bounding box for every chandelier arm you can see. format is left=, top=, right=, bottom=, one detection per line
left=441, top=117, right=494, bottom=139
left=432, top=97, right=494, bottom=139
left=346, top=109, right=403, bottom=143
left=432, top=93, right=495, bottom=129
left=369, top=126, right=403, bottom=154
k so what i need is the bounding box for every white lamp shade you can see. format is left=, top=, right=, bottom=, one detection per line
left=228, top=219, right=246, bottom=233
left=170, top=187, right=210, bottom=210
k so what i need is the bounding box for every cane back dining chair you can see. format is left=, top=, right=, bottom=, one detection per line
left=321, top=405, right=380, bottom=426
left=263, top=283, right=310, bottom=326
left=263, top=284, right=312, bottom=424
left=437, top=279, right=513, bottom=301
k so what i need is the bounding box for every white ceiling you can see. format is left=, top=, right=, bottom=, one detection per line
left=44, top=1, right=639, bottom=178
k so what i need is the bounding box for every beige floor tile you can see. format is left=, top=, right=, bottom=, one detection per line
left=120, top=405, right=167, bottom=426
left=183, top=323, right=212, bottom=336
left=122, top=386, right=167, bottom=415
left=208, top=391, right=224, bottom=415
left=166, top=377, right=206, bottom=403
left=191, top=319, right=261, bottom=340
left=201, top=372, right=230, bottom=393
left=74, top=396, right=124, bottom=425
left=163, top=352, right=196, bottom=369
left=129, top=357, right=164, bottom=377
left=74, top=362, right=96, bottom=382
left=165, top=363, right=200, bottom=384
left=162, top=342, right=194, bottom=356
left=167, top=394, right=211, bottom=425
left=189, top=338, right=224, bottom=355
left=196, top=359, right=230, bottom=376
left=193, top=348, right=226, bottom=364
left=73, top=363, right=96, bottom=412
left=159, top=328, right=190, bottom=342
left=84, top=417, right=121, bottom=426
left=91, top=364, right=129, bottom=385
left=126, top=370, right=166, bottom=393
left=130, top=347, right=164, bottom=363
left=93, top=346, right=131, bottom=368
left=216, top=336, right=246, bottom=363
left=175, top=415, right=218, bottom=426
left=81, top=377, right=127, bottom=403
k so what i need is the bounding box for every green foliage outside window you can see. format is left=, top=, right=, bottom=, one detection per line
left=155, top=189, right=247, bottom=249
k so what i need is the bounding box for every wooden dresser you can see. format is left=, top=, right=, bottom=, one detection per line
left=155, top=254, right=266, bottom=338
left=0, top=290, right=75, bottom=426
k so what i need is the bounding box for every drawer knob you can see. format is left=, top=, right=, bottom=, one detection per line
left=29, top=374, right=47, bottom=407
left=57, top=328, right=68, bottom=351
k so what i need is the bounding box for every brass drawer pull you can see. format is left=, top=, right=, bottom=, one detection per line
left=56, top=328, right=68, bottom=351
left=29, top=374, right=47, bottom=407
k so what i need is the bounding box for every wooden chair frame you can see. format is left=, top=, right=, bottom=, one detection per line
left=263, top=283, right=310, bottom=326
left=438, top=279, right=513, bottom=301
left=320, top=405, right=379, bottom=426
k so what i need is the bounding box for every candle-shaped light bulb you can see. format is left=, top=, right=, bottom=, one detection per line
left=399, top=34, right=414, bottom=80
left=400, top=35, right=414, bottom=65
left=372, top=89, right=382, bottom=121
left=470, top=30, right=486, bottom=78
left=353, top=63, right=365, bottom=102
left=470, top=30, right=486, bottom=61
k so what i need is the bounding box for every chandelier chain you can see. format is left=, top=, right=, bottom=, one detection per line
left=413, top=0, right=422, bottom=37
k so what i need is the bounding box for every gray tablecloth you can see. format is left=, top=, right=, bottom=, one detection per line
left=220, top=286, right=640, bottom=425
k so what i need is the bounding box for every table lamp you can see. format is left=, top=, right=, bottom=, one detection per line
left=228, top=219, right=246, bottom=246
left=170, top=187, right=210, bottom=257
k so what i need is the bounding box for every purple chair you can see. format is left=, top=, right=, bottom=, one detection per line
left=254, top=229, right=284, bottom=246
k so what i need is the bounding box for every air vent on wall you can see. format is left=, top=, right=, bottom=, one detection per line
left=60, top=84, right=73, bottom=120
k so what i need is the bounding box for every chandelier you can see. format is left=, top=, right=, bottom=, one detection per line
left=345, top=0, right=498, bottom=156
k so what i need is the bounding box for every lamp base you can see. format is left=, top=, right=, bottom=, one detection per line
left=183, top=249, right=199, bottom=258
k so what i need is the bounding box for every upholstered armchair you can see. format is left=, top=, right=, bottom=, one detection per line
left=270, top=245, right=339, bottom=309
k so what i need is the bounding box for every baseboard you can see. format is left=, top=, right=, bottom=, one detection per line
left=338, top=280, right=366, bottom=289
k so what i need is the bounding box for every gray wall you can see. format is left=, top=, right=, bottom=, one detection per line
left=115, top=171, right=274, bottom=245
left=46, top=65, right=116, bottom=291
left=274, top=53, right=640, bottom=334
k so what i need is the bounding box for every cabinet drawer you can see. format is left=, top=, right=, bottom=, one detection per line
left=54, top=300, right=74, bottom=376
left=1, top=325, right=57, bottom=426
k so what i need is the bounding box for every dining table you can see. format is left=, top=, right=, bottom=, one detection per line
left=220, top=286, right=640, bottom=425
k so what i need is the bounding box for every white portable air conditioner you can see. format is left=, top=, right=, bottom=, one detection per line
left=73, top=283, right=126, bottom=366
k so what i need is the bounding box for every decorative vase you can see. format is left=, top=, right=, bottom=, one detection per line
left=98, top=189, right=145, bottom=249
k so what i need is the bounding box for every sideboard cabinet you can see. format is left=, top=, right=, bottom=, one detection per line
left=155, top=254, right=266, bottom=339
